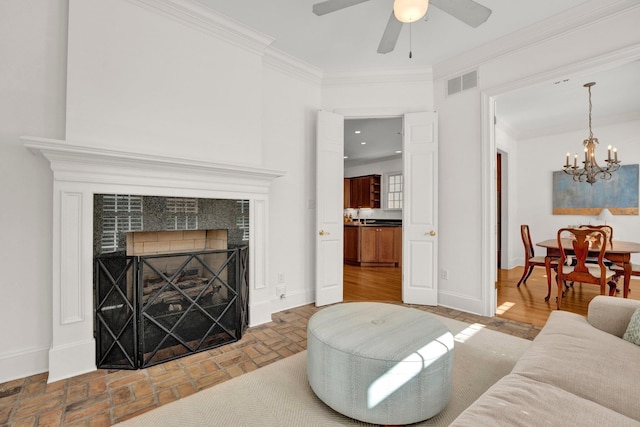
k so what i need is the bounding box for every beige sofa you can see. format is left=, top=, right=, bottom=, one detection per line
left=451, top=296, right=640, bottom=426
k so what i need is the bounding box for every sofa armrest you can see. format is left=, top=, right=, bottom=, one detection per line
left=587, top=295, right=640, bottom=338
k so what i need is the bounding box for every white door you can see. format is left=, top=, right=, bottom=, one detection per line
left=315, top=110, right=344, bottom=306
left=402, top=112, right=439, bottom=305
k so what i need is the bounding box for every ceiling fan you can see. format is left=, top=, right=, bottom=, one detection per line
left=312, top=0, right=492, bottom=54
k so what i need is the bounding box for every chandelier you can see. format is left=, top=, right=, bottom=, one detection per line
left=563, top=82, right=620, bottom=185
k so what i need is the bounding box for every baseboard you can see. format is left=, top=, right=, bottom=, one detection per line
left=249, top=299, right=273, bottom=327
left=0, top=345, right=49, bottom=383
left=270, top=288, right=314, bottom=315
left=438, top=291, right=485, bottom=317
left=47, top=339, right=96, bottom=383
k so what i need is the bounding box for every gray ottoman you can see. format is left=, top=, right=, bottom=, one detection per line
left=307, top=302, right=454, bottom=425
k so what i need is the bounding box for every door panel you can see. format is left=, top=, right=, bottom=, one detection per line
left=402, top=112, right=438, bottom=305
left=315, top=110, right=344, bottom=306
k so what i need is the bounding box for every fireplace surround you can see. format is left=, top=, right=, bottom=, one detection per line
left=22, top=136, right=284, bottom=382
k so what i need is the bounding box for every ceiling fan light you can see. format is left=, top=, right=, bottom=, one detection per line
left=393, top=0, right=429, bottom=23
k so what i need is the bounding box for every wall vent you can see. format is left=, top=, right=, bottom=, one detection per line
left=447, top=70, right=478, bottom=96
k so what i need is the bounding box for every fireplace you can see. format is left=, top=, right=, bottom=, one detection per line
left=23, top=137, right=284, bottom=382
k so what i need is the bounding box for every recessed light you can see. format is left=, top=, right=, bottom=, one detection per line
left=354, top=130, right=361, bottom=134
left=344, top=156, right=348, bottom=159
left=395, top=150, right=402, bottom=154
left=360, top=141, right=366, bottom=145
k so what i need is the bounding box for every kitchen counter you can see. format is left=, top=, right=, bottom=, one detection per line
left=344, top=220, right=402, bottom=227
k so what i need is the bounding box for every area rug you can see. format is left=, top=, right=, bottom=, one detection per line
left=116, top=315, right=531, bottom=426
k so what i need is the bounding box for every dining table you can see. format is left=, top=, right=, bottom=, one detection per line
left=536, top=238, right=640, bottom=301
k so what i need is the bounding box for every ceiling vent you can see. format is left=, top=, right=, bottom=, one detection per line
left=447, top=70, right=478, bottom=96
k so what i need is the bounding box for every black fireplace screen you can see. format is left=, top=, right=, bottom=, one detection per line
left=94, top=246, right=249, bottom=369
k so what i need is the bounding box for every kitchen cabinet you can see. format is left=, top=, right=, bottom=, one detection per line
left=360, top=227, right=396, bottom=265
left=345, top=175, right=381, bottom=209
left=343, top=225, right=359, bottom=264
left=343, top=178, right=351, bottom=209
left=344, top=224, right=401, bottom=267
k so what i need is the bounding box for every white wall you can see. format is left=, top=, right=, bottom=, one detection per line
left=322, top=69, right=434, bottom=114
left=517, top=119, right=640, bottom=264
left=65, top=0, right=265, bottom=165
left=261, top=63, right=321, bottom=313
left=0, top=0, right=67, bottom=383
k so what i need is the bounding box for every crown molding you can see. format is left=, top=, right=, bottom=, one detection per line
left=128, top=0, right=324, bottom=86
left=434, top=0, right=640, bottom=81
left=263, top=48, right=323, bottom=87
left=126, top=0, right=274, bottom=56
left=513, top=111, right=640, bottom=141
left=322, top=66, right=433, bottom=87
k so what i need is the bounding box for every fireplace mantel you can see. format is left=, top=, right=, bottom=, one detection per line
left=22, top=136, right=284, bottom=187
left=22, top=136, right=285, bottom=383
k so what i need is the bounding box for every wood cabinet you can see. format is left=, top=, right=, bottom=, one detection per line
left=343, top=225, right=359, bottom=264
left=360, top=227, right=396, bottom=265
left=343, top=178, right=351, bottom=209
left=344, top=225, right=401, bottom=267
left=344, top=175, right=381, bottom=209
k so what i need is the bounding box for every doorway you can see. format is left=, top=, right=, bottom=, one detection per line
left=342, top=117, right=403, bottom=302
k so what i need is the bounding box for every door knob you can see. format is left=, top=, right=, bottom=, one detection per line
left=427, top=230, right=436, bottom=236
left=319, top=230, right=330, bottom=236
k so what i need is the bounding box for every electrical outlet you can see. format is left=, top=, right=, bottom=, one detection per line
left=278, top=272, right=285, bottom=284
left=276, top=285, right=286, bottom=299
left=441, top=269, right=449, bottom=280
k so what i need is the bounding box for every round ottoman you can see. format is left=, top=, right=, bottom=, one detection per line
left=307, top=302, right=454, bottom=425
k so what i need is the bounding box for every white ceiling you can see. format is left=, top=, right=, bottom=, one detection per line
left=496, top=60, right=640, bottom=139
left=195, top=0, right=640, bottom=163
left=196, top=0, right=590, bottom=71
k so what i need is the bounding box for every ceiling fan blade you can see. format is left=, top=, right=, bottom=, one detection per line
left=430, top=0, right=492, bottom=28
left=312, top=0, right=372, bottom=16
left=377, top=11, right=403, bottom=54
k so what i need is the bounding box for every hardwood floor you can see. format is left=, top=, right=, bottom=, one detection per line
left=344, top=264, right=402, bottom=301
left=344, top=263, right=640, bottom=328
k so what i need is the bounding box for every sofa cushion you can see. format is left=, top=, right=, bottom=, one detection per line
left=450, top=374, right=640, bottom=426
left=623, top=307, right=640, bottom=345
left=511, top=310, right=640, bottom=421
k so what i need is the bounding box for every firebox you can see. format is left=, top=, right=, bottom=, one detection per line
left=94, top=245, right=248, bottom=369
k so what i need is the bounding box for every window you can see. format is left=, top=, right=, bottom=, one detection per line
left=236, top=200, right=250, bottom=241
left=386, top=173, right=403, bottom=210
left=100, top=195, right=143, bottom=253
left=165, top=197, right=198, bottom=230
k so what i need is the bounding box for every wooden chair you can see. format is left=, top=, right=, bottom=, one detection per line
left=579, top=225, right=634, bottom=294
left=556, top=227, right=616, bottom=310
left=578, top=224, right=613, bottom=252
left=518, top=225, right=557, bottom=301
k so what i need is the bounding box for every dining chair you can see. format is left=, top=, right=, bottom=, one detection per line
left=578, top=224, right=613, bottom=250
left=518, top=225, right=557, bottom=301
left=578, top=225, right=633, bottom=294
left=556, top=227, right=616, bottom=310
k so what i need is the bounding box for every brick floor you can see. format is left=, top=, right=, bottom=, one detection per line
left=0, top=303, right=540, bottom=426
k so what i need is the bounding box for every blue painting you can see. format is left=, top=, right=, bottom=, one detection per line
left=552, top=164, right=639, bottom=215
